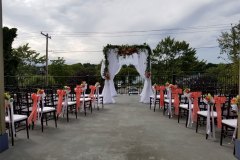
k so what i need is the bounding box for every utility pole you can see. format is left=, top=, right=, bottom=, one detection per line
left=41, top=32, right=51, bottom=86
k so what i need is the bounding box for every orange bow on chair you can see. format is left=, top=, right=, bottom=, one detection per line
left=158, top=86, right=165, bottom=109
left=56, top=89, right=66, bottom=116
left=214, top=96, right=226, bottom=129
left=89, top=85, right=97, bottom=99
left=74, top=85, right=83, bottom=112
left=172, top=88, right=182, bottom=115
left=191, top=92, right=202, bottom=122
left=28, top=93, right=39, bottom=125
left=89, top=85, right=97, bottom=106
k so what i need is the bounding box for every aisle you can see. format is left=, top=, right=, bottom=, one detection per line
left=0, top=95, right=236, bottom=160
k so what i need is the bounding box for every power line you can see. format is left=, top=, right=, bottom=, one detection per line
left=18, top=23, right=231, bottom=37
left=42, top=23, right=230, bottom=35
left=51, top=50, right=102, bottom=53
left=195, top=46, right=219, bottom=49
left=48, top=46, right=219, bottom=54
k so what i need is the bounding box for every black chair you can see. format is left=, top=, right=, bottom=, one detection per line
left=5, top=100, right=29, bottom=146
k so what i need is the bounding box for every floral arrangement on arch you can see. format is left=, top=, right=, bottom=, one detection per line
left=118, top=47, right=138, bottom=57
left=145, top=71, right=151, bottom=78
left=104, top=72, right=110, bottom=80
left=231, top=95, right=240, bottom=112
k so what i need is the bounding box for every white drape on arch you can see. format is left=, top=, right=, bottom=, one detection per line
left=101, top=49, right=153, bottom=104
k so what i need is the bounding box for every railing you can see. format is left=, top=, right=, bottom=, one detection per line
left=4, top=73, right=239, bottom=96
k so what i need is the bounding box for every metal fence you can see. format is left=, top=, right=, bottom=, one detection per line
left=4, top=73, right=239, bottom=96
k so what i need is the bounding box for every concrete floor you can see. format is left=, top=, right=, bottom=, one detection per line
left=0, top=95, right=237, bottom=160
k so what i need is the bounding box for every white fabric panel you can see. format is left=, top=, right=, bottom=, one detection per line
left=119, top=53, right=138, bottom=66
left=102, top=80, right=115, bottom=103
left=134, top=51, right=153, bottom=103
left=102, top=49, right=121, bottom=103
left=100, top=61, right=105, bottom=79
left=134, top=52, right=147, bottom=78
left=108, top=50, right=122, bottom=97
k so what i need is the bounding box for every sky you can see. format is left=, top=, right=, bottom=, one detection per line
left=2, top=0, right=240, bottom=65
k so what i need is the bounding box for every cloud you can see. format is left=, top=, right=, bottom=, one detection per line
left=2, top=0, right=240, bottom=64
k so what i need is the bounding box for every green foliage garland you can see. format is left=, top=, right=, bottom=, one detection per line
left=102, top=44, right=152, bottom=79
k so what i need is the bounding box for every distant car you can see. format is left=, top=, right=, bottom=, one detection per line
left=128, top=87, right=139, bottom=95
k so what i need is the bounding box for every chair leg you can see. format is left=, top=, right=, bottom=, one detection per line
left=97, top=99, right=99, bottom=110
left=185, top=110, right=188, bottom=128
left=90, top=102, right=93, bottom=113
left=163, top=103, right=166, bottom=115
left=11, top=123, right=14, bottom=146
left=154, top=101, right=156, bottom=112
left=178, top=108, right=181, bottom=123
left=67, top=105, right=69, bottom=122
left=196, top=115, right=199, bottom=133
left=54, top=111, right=57, bottom=128
left=41, top=115, right=44, bottom=132
left=45, top=115, right=48, bottom=126
left=75, top=105, right=78, bottom=119
left=149, top=98, right=152, bottom=110
left=101, top=97, right=104, bottom=109
left=32, top=122, right=34, bottom=130
left=169, top=109, right=171, bottom=119
left=26, top=119, right=29, bottom=139
left=84, top=103, right=87, bottom=116
left=220, top=124, right=224, bottom=145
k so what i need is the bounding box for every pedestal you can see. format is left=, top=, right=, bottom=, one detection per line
left=0, top=133, right=8, bottom=152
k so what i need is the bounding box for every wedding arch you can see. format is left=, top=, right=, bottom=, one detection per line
left=100, top=44, right=153, bottom=104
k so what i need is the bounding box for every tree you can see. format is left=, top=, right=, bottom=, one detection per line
left=218, top=22, right=240, bottom=75
left=48, top=57, right=71, bottom=85
left=219, top=22, right=240, bottom=145
left=3, top=27, right=19, bottom=86
left=67, top=63, right=100, bottom=86
left=152, top=36, right=206, bottom=76
left=13, top=43, right=46, bottom=76
left=115, top=65, right=139, bottom=85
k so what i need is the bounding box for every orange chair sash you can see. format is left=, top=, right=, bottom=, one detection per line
left=214, top=96, right=226, bottom=129
left=172, top=88, right=182, bottom=115
left=158, top=86, right=165, bottom=108
left=28, top=93, right=39, bottom=125
left=191, top=92, right=202, bottom=122
left=56, top=90, right=66, bottom=116
left=89, top=85, right=96, bottom=99
left=75, top=85, right=83, bottom=112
